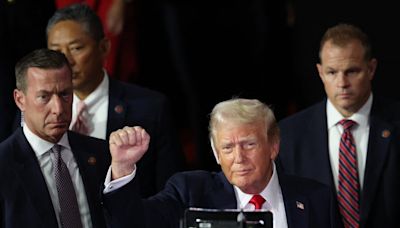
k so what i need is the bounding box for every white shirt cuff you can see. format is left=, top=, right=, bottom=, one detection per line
left=103, top=165, right=136, bottom=194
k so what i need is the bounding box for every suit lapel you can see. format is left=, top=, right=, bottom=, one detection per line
left=68, top=132, right=106, bottom=228
left=206, top=172, right=237, bottom=209
left=107, top=79, right=127, bottom=140
left=279, top=176, right=309, bottom=228
left=360, top=115, right=393, bottom=224
left=13, top=129, right=59, bottom=227
left=305, top=101, right=335, bottom=187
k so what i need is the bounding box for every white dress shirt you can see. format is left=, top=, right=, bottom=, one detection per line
left=103, top=165, right=136, bottom=193
left=70, top=70, right=109, bottom=140
left=23, top=124, right=93, bottom=228
left=234, top=163, right=288, bottom=228
left=326, top=94, right=372, bottom=191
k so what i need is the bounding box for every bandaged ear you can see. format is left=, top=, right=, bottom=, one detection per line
left=210, top=138, right=220, bottom=164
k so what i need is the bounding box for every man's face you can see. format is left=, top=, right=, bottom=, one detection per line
left=317, top=40, right=376, bottom=117
left=14, top=66, right=73, bottom=143
left=47, top=20, right=108, bottom=95
left=214, top=121, right=278, bottom=194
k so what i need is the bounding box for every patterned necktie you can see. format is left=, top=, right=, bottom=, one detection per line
left=249, top=194, right=265, bottom=210
left=337, top=119, right=360, bottom=228
left=71, top=100, right=89, bottom=135
left=51, top=145, right=83, bottom=228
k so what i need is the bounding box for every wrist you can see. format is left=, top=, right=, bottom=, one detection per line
left=111, top=162, right=135, bottom=180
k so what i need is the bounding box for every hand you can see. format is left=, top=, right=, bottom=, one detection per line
left=106, top=0, right=125, bottom=35
left=109, top=126, right=150, bottom=179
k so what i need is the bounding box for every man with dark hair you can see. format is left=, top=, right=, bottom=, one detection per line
left=0, top=49, right=109, bottom=228
left=45, top=3, right=184, bottom=197
left=278, top=23, right=400, bottom=228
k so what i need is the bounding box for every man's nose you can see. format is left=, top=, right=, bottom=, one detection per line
left=233, top=146, right=245, bottom=163
left=60, top=49, right=75, bottom=66
left=337, top=73, right=350, bottom=87
left=51, top=95, right=64, bottom=114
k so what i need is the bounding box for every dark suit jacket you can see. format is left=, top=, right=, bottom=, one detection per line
left=11, top=78, right=184, bottom=197
left=0, top=128, right=110, bottom=228
left=107, top=78, right=184, bottom=197
left=277, top=97, right=400, bottom=228
left=103, top=170, right=335, bottom=228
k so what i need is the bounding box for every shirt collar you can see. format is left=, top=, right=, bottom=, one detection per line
left=73, top=70, right=109, bottom=108
left=23, top=124, right=71, bottom=157
left=327, top=93, right=372, bottom=129
left=235, top=163, right=280, bottom=210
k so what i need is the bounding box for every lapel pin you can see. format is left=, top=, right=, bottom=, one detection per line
left=382, top=130, right=391, bottom=138
left=114, top=105, right=124, bottom=114
left=296, top=201, right=304, bottom=210
left=88, top=156, right=97, bottom=165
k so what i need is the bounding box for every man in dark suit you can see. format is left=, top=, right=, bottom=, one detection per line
left=277, top=23, right=400, bottom=228
left=0, top=0, right=55, bottom=142
left=102, top=98, right=335, bottom=228
left=0, top=49, right=108, bottom=227
left=45, top=3, right=184, bottom=197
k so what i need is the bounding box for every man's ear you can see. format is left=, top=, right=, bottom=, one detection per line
left=99, top=37, right=111, bottom=59
left=316, top=63, right=324, bottom=82
left=210, top=138, right=220, bottom=164
left=14, top=89, right=26, bottom=112
left=368, top=58, right=377, bottom=80
left=270, top=140, right=279, bottom=161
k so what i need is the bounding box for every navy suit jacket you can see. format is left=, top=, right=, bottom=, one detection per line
left=107, top=79, right=184, bottom=197
left=11, top=78, right=184, bottom=197
left=104, top=170, right=335, bottom=228
left=0, top=128, right=110, bottom=228
left=277, top=97, right=400, bottom=228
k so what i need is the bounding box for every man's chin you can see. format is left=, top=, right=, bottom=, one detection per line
left=235, top=181, right=259, bottom=194
left=232, top=176, right=252, bottom=187
left=47, top=124, right=69, bottom=134
left=334, top=97, right=355, bottom=108
left=338, top=101, right=355, bottom=110
left=44, top=129, right=68, bottom=143
left=52, top=127, right=67, bottom=133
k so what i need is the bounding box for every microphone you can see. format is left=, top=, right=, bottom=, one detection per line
left=237, top=209, right=247, bottom=228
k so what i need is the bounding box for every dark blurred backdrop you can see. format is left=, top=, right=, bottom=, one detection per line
left=1, top=0, right=399, bottom=170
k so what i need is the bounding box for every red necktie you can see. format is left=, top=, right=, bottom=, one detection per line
left=71, top=100, right=89, bottom=135
left=249, top=194, right=265, bottom=210
left=338, top=119, right=360, bottom=228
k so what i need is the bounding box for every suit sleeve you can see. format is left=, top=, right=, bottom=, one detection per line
left=153, top=97, right=185, bottom=190
left=103, top=172, right=186, bottom=228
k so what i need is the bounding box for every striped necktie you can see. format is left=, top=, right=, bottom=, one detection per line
left=337, top=119, right=360, bottom=228
left=71, top=100, right=89, bottom=135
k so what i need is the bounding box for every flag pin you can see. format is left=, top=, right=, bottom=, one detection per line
left=88, top=156, right=97, bottom=165
left=382, top=130, right=391, bottom=138
left=114, top=105, right=124, bottom=114
left=296, top=201, right=304, bottom=210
